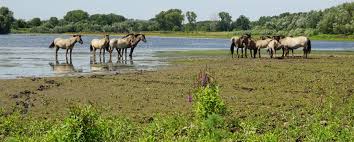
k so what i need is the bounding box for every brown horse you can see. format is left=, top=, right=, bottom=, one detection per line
left=230, top=34, right=250, bottom=58
left=121, top=34, right=147, bottom=57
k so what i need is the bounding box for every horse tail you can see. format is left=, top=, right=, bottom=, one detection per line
left=230, top=39, right=235, bottom=58
left=307, top=38, right=311, bottom=54
left=90, top=44, right=93, bottom=52
left=49, top=41, right=55, bottom=48
left=230, top=42, right=235, bottom=58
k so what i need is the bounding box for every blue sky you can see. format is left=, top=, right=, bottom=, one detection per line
left=1, top=0, right=352, bottom=21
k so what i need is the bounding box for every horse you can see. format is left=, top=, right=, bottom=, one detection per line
left=125, top=34, right=147, bottom=57
left=230, top=36, right=242, bottom=58
left=266, top=39, right=282, bottom=58
left=108, top=34, right=134, bottom=58
left=90, top=35, right=110, bottom=57
left=230, top=34, right=250, bottom=58
left=278, top=36, right=311, bottom=58
left=240, top=34, right=261, bottom=58
left=49, top=35, right=83, bottom=60
left=244, top=38, right=258, bottom=58
left=255, top=36, right=273, bottom=58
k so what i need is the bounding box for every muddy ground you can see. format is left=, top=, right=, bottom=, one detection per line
left=0, top=51, right=353, bottom=126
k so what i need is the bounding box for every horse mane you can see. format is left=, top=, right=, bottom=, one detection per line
left=243, top=34, right=251, bottom=38
left=122, top=33, right=134, bottom=38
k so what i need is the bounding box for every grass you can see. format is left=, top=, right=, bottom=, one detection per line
left=0, top=50, right=353, bottom=141
left=10, top=30, right=354, bottom=41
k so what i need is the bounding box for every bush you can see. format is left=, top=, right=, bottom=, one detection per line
left=193, top=70, right=227, bottom=119
left=44, top=105, right=104, bottom=142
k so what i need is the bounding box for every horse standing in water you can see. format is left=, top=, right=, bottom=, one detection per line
left=108, top=35, right=134, bottom=59
left=125, top=34, right=146, bottom=57
left=90, top=35, right=110, bottom=57
left=278, top=36, right=312, bottom=58
left=49, top=35, right=83, bottom=60
left=123, top=34, right=147, bottom=57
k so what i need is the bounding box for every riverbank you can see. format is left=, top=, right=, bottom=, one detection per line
left=0, top=50, right=353, bottom=118
left=9, top=30, right=354, bottom=41
left=1, top=50, right=353, bottom=141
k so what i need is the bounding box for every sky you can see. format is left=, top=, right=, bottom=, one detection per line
left=1, top=0, right=353, bottom=21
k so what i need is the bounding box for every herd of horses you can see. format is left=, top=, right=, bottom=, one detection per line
left=230, top=34, right=312, bottom=58
left=48, top=33, right=312, bottom=62
left=49, top=33, right=147, bottom=61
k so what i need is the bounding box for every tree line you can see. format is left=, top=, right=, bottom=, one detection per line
left=0, top=2, right=353, bottom=36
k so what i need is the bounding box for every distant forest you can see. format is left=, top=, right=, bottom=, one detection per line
left=0, top=2, right=353, bottom=36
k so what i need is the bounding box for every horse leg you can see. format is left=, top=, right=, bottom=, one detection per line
left=236, top=47, right=239, bottom=58
left=254, top=49, right=257, bottom=58
left=244, top=48, right=248, bottom=58
left=125, top=48, right=128, bottom=58
left=241, top=48, right=244, bottom=58
left=65, top=48, right=69, bottom=59
left=249, top=49, right=251, bottom=58
left=292, top=49, right=294, bottom=58
left=116, top=48, right=120, bottom=58
left=284, top=48, right=289, bottom=58
left=129, top=47, right=135, bottom=57
left=55, top=47, right=59, bottom=60
left=70, top=48, right=73, bottom=61
left=258, top=48, right=261, bottom=58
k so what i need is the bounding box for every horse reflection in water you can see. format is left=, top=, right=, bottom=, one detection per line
left=49, top=58, right=76, bottom=74
left=90, top=55, right=134, bottom=73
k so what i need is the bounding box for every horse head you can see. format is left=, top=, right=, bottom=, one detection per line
left=240, top=35, right=251, bottom=47
left=272, top=35, right=281, bottom=42
left=136, top=34, right=147, bottom=42
left=73, top=34, right=83, bottom=44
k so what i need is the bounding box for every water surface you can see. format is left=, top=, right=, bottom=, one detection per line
left=0, top=34, right=353, bottom=79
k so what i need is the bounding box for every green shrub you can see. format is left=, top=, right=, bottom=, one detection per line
left=139, top=115, right=189, bottom=141
left=193, top=84, right=227, bottom=119
left=44, top=105, right=104, bottom=142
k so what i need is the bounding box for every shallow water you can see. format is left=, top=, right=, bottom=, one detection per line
left=0, top=34, right=353, bottom=79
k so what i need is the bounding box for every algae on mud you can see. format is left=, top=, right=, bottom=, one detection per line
left=0, top=50, right=353, bottom=141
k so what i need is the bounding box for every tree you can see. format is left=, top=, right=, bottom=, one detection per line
left=90, top=13, right=126, bottom=25
left=185, top=11, right=197, bottom=31
left=29, top=17, right=42, bottom=27
left=13, top=19, right=28, bottom=29
left=232, top=15, right=251, bottom=30
left=48, top=17, right=59, bottom=27
left=0, top=7, right=14, bottom=34
left=218, top=12, right=232, bottom=31
left=64, top=10, right=89, bottom=23
left=154, top=9, right=184, bottom=31
left=186, top=11, right=197, bottom=25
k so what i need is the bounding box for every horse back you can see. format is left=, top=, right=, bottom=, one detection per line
left=282, top=36, right=308, bottom=48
